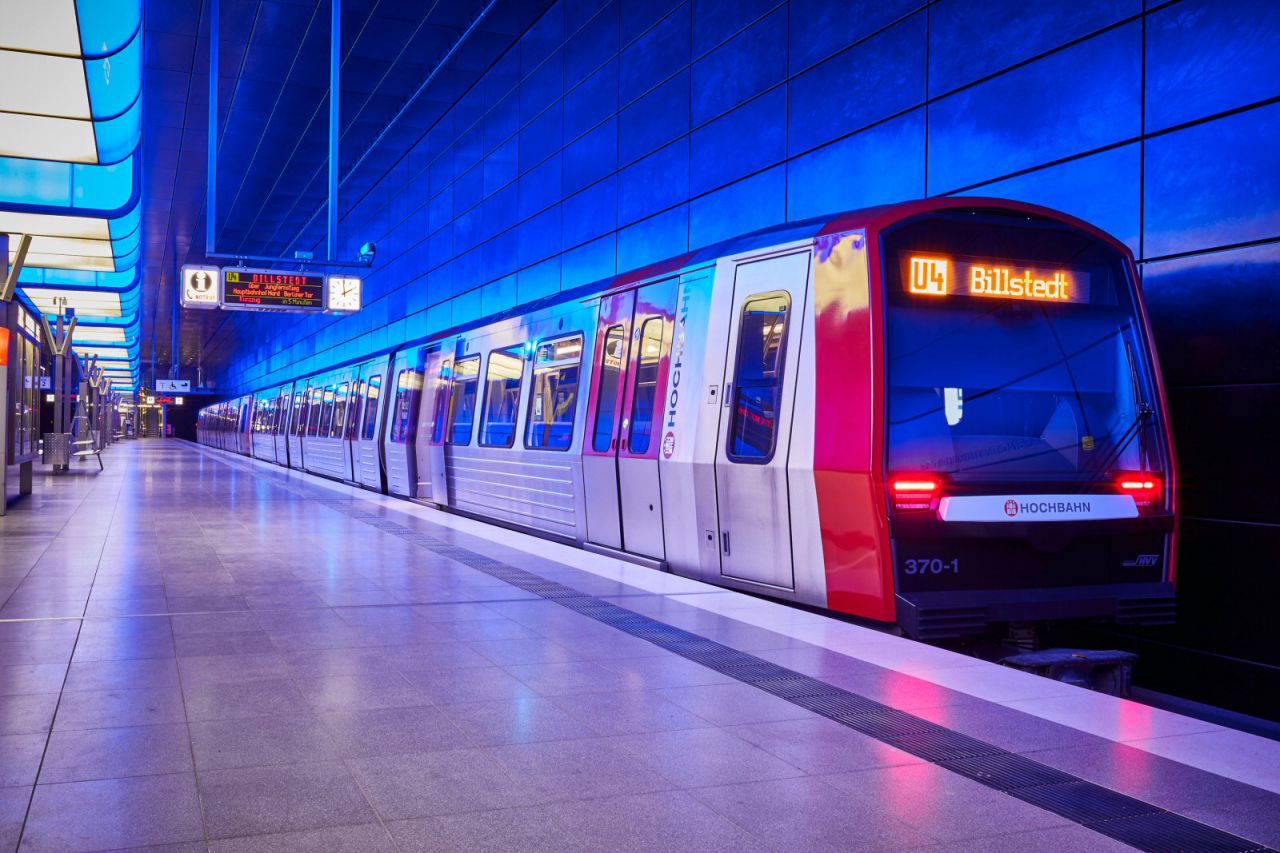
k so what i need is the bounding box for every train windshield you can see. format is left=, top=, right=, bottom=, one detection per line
left=882, top=212, right=1165, bottom=483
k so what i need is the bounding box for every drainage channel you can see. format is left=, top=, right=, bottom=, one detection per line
left=307, top=495, right=1273, bottom=853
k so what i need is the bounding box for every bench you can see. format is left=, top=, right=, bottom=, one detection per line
left=71, top=431, right=104, bottom=471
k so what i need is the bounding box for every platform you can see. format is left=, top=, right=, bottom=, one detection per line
left=0, top=440, right=1277, bottom=852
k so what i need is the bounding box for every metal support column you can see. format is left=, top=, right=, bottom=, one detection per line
left=328, top=0, right=341, bottom=261
left=207, top=0, right=220, bottom=254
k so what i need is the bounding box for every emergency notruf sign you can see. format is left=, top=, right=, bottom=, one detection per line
left=181, top=265, right=220, bottom=309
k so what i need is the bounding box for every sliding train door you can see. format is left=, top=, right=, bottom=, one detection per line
left=713, top=251, right=810, bottom=590
left=582, top=279, right=677, bottom=560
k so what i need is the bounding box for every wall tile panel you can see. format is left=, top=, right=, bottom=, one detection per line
left=788, top=12, right=924, bottom=155
left=787, top=109, right=925, bottom=221
left=1143, top=102, right=1280, bottom=259
left=928, top=23, right=1141, bottom=193
left=1145, top=0, right=1280, bottom=131
left=691, top=86, right=786, bottom=195
left=929, top=0, right=1137, bottom=95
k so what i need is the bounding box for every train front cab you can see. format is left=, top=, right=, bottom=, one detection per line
left=861, top=203, right=1177, bottom=640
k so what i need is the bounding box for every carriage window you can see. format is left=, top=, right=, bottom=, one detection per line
left=361, top=373, right=382, bottom=441
left=430, top=359, right=452, bottom=444
left=319, top=386, right=337, bottom=436
left=480, top=347, right=524, bottom=448
left=390, top=368, right=424, bottom=444
left=306, top=388, right=324, bottom=436
left=727, top=293, right=790, bottom=462
left=331, top=383, right=350, bottom=438
left=346, top=381, right=363, bottom=440
left=591, top=324, right=627, bottom=452
left=628, top=318, right=664, bottom=453
left=526, top=335, right=583, bottom=451
left=446, top=356, right=481, bottom=445
left=292, top=392, right=307, bottom=436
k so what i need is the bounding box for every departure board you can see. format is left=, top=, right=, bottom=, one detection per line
left=221, top=268, right=326, bottom=311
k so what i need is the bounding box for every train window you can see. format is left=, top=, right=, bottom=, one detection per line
left=726, top=293, right=791, bottom=463
left=292, top=392, right=308, bottom=437
left=627, top=318, right=664, bottom=454
left=446, top=356, right=481, bottom=445
left=319, top=386, right=337, bottom=437
left=331, top=383, right=350, bottom=438
left=525, top=335, right=583, bottom=451
left=361, top=373, right=382, bottom=441
left=480, top=347, right=524, bottom=448
left=390, top=367, right=424, bottom=444
left=307, top=387, right=324, bottom=436
left=276, top=392, right=289, bottom=435
left=591, top=324, right=627, bottom=452
left=430, top=359, right=452, bottom=444
left=345, top=380, right=363, bottom=440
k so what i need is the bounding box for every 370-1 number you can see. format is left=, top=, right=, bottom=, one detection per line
left=903, top=558, right=960, bottom=575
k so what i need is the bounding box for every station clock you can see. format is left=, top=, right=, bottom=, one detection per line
left=326, top=276, right=362, bottom=313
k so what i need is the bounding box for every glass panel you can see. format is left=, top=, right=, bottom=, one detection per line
left=292, top=392, right=307, bottom=436
left=727, top=294, right=790, bottom=462
left=591, top=324, right=626, bottom=453
left=390, top=368, right=424, bottom=444
left=319, top=386, right=337, bottom=436
left=361, top=373, right=381, bottom=441
left=446, top=356, right=481, bottom=445
left=480, top=347, right=524, bottom=448
left=526, top=335, right=583, bottom=451
left=628, top=318, right=664, bottom=454
left=430, top=359, right=452, bottom=444
left=345, top=380, right=363, bottom=440
left=306, top=387, right=323, bottom=436
left=331, top=383, right=349, bottom=438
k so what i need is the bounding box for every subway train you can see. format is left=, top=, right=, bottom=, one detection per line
left=198, top=198, right=1178, bottom=640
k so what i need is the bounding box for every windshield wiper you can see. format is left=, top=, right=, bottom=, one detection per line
left=1079, top=403, right=1153, bottom=494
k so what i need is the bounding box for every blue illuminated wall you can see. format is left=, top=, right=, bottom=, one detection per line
left=218, top=0, right=1280, bottom=710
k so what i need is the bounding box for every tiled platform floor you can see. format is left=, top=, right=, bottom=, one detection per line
left=1, top=440, right=1277, bottom=852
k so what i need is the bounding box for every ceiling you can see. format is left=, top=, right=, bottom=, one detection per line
left=140, top=0, right=549, bottom=383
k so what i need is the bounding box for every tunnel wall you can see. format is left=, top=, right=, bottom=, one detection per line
left=218, top=0, right=1280, bottom=712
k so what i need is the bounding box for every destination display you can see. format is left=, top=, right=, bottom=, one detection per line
left=222, top=268, right=326, bottom=311
left=904, top=255, right=1090, bottom=304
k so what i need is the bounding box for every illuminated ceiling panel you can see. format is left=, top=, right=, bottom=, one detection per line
left=71, top=325, right=128, bottom=344
left=0, top=1, right=80, bottom=55
left=0, top=210, right=110, bottom=239
left=21, top=287, right=125, bottom=317
left=0, top=49, right=91, bottom=117
left=73, top=346, right=133, bottom=361
left=0, top=114, right=96, bottom=163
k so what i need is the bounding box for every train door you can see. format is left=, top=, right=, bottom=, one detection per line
left=713, top=251, right=811, bottom=589
left=385, top=348, right=426, bottom=497
left=344, top=366, right=363, bottom=481
left=413, top=343, right=448, bottom=503
left=583, top=279, right=677, bottom=559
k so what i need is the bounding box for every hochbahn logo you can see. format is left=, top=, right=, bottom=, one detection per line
left=1005, top=499, right=1093, bottom=517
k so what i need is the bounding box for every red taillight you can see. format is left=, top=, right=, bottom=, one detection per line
left=1117, top=472, right=1163, bottom=508
left=890, top=476, right=941, bottom=512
